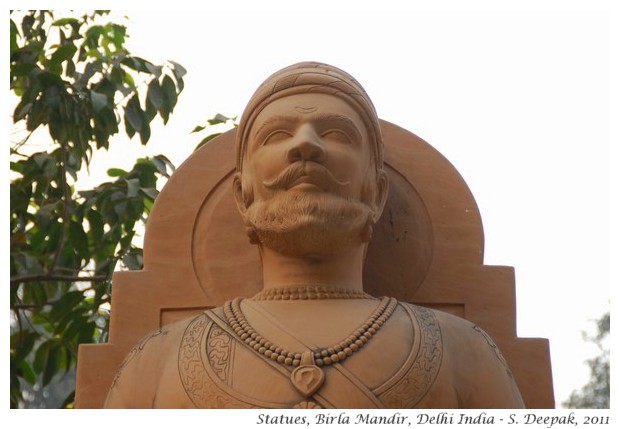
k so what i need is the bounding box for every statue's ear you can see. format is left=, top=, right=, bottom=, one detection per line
left=233, top=172, right=248, bottom=216
left=233, top=172, right=261, bottom=245
left=370, top=170, right=389, bottom=223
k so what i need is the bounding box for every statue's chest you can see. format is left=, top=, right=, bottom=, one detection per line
left=177, top=305, right=443, bottom=409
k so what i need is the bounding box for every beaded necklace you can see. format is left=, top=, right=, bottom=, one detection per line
left=251, top=285, right=374, bottom=301
left=223, top=296, right=398, bottom=397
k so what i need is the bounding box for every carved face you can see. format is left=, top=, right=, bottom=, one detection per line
left=234, top=93, right=387, bottom=256
left=245, top=93, right=372, bottom=202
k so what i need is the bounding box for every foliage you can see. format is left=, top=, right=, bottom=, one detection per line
left=191, top=113, right=237, bottom=151
left=563, top=312, right=610, bottom=409
left=10, top=10, right=184, bottom=408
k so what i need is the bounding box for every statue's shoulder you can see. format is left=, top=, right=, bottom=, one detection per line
left=399, top=303, right=496, bottom=355
left=398, top=301, right=486, bottom=339
left=138, top=311, right=216, bottom=349
left=396, top=302, right=510, bottom=377
left=397, top=301, right=443, bottom=321
left=104, top=310, right=224, bottom=408
left=397, top=302, right=524, bottom=408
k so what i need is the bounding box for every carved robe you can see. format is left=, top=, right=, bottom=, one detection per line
left=105, top=301, right=523, bottom=409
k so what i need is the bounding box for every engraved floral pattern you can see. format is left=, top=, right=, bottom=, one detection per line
left=378, top=304, right=442, bottom=408
left=178, top=313, right=258, bottom=408
left=207, top=326, right=233, bottom=383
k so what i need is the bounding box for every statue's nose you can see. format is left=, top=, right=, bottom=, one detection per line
left=287, top=124, right=327, bottom=163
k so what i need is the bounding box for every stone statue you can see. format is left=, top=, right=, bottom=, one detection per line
left=103, top=62, right=525, bottom=409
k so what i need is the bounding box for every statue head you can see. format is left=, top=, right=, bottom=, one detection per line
left=233, top=62, right=389, bottom=257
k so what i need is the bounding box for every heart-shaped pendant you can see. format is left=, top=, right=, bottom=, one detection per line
left=290, top=352, right=325, bottom=397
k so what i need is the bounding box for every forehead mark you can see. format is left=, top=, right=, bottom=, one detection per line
left=295, top=106, right=318, bottom=114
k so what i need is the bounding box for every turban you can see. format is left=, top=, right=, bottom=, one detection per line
left=236, top=62, right=384, bottom=173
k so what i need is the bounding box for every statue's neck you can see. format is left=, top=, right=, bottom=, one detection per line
left=259, top=245, right=366, bottom=293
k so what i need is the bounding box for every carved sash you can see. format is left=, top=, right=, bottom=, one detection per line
left=178, top=302, right=442, bottom=408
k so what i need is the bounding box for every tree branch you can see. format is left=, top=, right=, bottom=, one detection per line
left=12, top=303, right=43, bottom=310
left=10, top=273, right=107, bottom=285
left=10, top=129, right=35, bottom=154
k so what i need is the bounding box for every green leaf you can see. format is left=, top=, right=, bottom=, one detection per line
left=120, top=230, right=137, bottom=249
left=151, top=156, right=170, bottom=177
left=108, top=23, right=127, bottom=50
left=175, top=76, right=184, bottom=93
left=16, top=40, right=44, bottom=55
left=10, top=19, right=19, bottom=53
left=141, top=187, right=159, bottom=200
left=19, top=360, right=36, bottom=385
left=50, top=43, right=77, bottom=68
left=139, top=119, right=151, bottom=145
left=85, top=25, right=104, bottom=49
left=11, top=62, right=36, bottom=77
left=11, top=331, right=37, bottom=361
left=59, top=346, right=70, bottom=373
left=121, top=251, right=139, bottom=270
left=157, top=154, right=175, bottom=172
left=169, top=60, right=187, bottom=78
left=49, top=291, right=84, bottom=321
left=208, top=113, right=232, bottom=125
left=13, top=101, right=32, bottom=121
left=145, top=62, right=162, bottom=77
left=65, top=58, right=76, bottom=77
left=147, top=79, right=163, bottom=109
left=111, top=195, right=128, bottom=217
left=158, top=102, right=170, bottom=124
left=160, top=75, right=177, bottom=118
left=84, top=48, right=102, bottom=59
left=86, top=209, right=104, bottom=245
left=78, top=322, right=96, bottom=344
left=42, top=345, right=61, bottom=386
left=143, top=197, right=154, bottom=213
left=35, top=201, right=61, bottom=223
left=10, top=161, right=24, bottom=173
left=32, top=152, right=53, bottom=168
left=123, top=71, right=136, bottom=89
left=191, top=125, right=205, bottom=133
left=69, top=220, right=89, bottom=259
left=60, top=390, right=75, bottom=409
left=124, top=95, right=143, bottom=131
left=110, top=65, right=125, bottom=85
left=144, top=99, right=157, bottom=122
left=33, top=342, right=50, bottom=374
left=77, top=60, right=103, bottom=88
left=121, top=56, right=156, bottom=74
left=63, top=317, right=85, bottom=341
left=100, top=105, right=119, bottom=136
left=52, top=17, right=80, bottom=27
left=38, top=70, right=64, bottom=87
left=125, top=178, right=140, bottom=198
left=107, top=167, right=128, bottom=177
left=195, top=133, right=221, bottom=151
left=90, top=90, right=108, bottom=112
left=21, top=14, right=35, bottom=38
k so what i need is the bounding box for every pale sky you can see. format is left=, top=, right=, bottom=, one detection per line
left=8, top=0, right=617, bottom=410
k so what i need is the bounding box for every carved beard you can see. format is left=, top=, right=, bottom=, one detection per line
left=243, top=190, right=373, bottom=257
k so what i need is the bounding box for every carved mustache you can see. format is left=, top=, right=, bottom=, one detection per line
left=263, top=162, right=350, bottom=191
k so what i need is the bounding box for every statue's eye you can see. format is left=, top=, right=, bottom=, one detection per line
left=263, top=130, right=292, bottom=146
left=322, top=129, right=353, bottom=144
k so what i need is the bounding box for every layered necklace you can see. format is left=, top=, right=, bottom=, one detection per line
left=223, top=290, right=398, bottom=398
